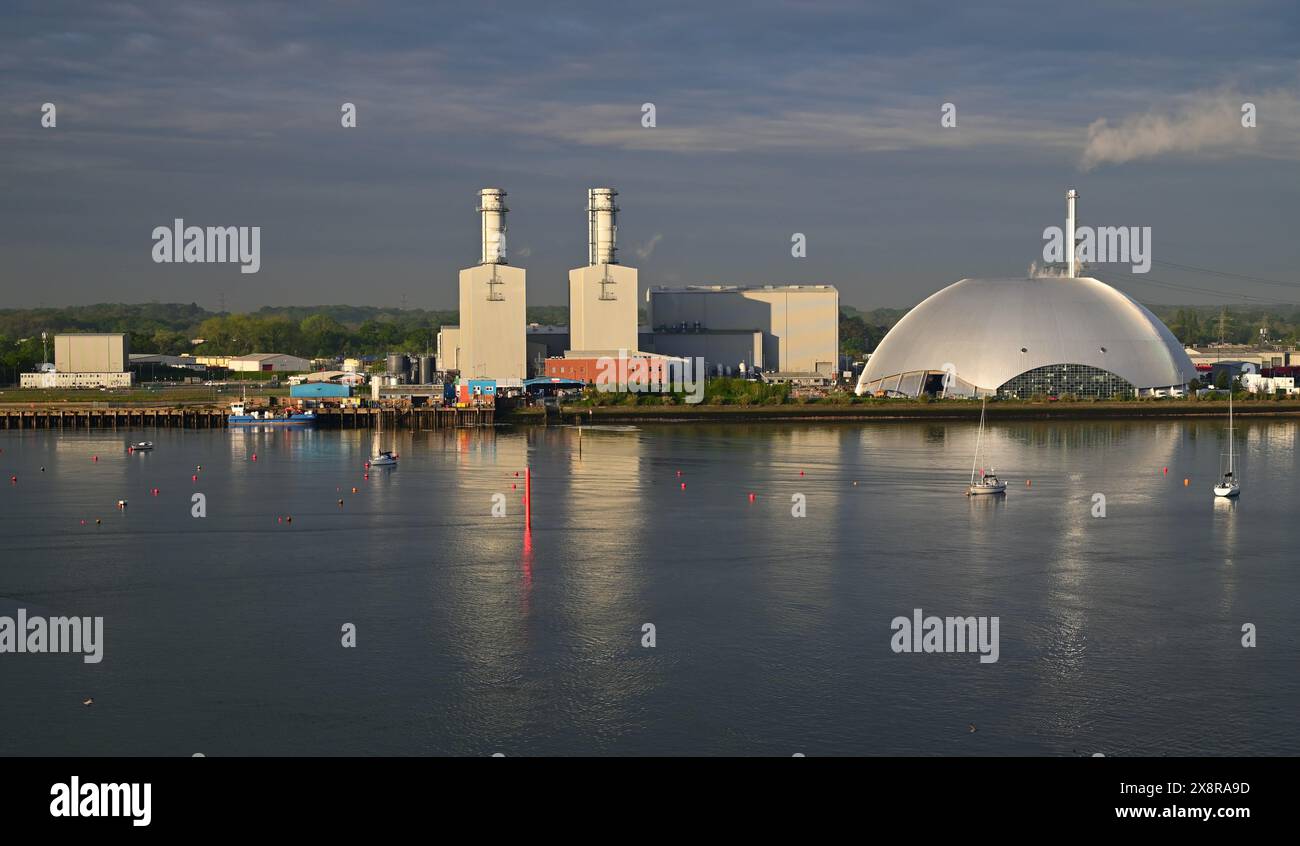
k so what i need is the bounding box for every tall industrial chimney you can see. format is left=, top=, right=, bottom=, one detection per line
left=1066, top=188, right=1078, bottom=278
left=478, top=188, right=508, bottom=264
left=587, top=188, right=618, bottom=265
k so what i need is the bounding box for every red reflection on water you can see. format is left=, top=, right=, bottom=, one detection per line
left=522, top=527, right=534, bottom=588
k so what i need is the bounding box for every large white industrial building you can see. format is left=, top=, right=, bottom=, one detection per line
left=647, top=284, right=839, bottom=375
left=443, top=188, right=527, bottom=380
left=857, top=190, right=1196, bottom=398
left=20, top=333, right=134, bottom=388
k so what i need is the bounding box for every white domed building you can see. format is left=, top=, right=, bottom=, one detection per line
left=856, top=274, right=1196, bottom=398
left=858, top=189, right=1196, bottom=400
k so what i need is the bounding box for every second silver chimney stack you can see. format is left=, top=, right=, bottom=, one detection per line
left=588, top=188, right=618, bottom=265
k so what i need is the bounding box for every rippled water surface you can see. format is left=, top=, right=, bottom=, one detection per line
left=1, top=420, right=1296, bottom=756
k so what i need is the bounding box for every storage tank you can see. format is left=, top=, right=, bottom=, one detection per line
left=386, top=353, right=408, bottom=383
left=418, top=355, right=434, bottom=385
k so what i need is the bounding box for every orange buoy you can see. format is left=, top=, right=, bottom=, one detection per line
left=1026, top=479, right=1031, bottom=487
left=1184, top=478, right=1189, bottom=486
left=351, top=487, right=358, bottom=493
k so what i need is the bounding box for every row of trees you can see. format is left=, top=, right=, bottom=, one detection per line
left=0, top=303, right=572, bottom=375
left=4, top=301, right=1298, bottom=382
left=1157, top=306, right=1300, bottom=347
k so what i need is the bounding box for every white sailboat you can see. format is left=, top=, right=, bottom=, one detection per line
left=368, top=450, right=398, bottom=466
left=1213, top=393, right=1241, bottom=498
left=968, top=396, right=1007, bottom=495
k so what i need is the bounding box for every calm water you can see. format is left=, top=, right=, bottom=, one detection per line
left=1, top=419, right=1297, bottom=756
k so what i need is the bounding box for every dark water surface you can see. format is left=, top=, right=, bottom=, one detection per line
left=1, top=420, right=1296, bottom=756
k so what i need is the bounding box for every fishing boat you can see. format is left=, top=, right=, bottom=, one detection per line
left=368, top=450, right=398, bottom=466
left=228, top=398, right=316, bottom=427
left=1213, top=393, right=1241, bottom=498
left=968, top=396, right=1007, bottom=495
left=128, top=441, right=154, bottom=451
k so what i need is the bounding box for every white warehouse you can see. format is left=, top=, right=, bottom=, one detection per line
left=647, top=284, right=839, bottom=375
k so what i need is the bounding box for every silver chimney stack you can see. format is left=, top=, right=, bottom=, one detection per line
left=1066, top=188, right=1078, bottom=278
left=478, top=188, right=508, bottom=265
left=587, top=187, right=618, bottom=265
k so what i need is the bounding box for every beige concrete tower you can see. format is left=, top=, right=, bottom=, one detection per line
left=458, top=188, right=526, bottom=380
left=568, top=188, right=638, bottom=352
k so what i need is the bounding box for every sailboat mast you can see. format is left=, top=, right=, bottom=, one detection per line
left=1228, top=392, right=1233, bottom=472
left=971, top=398, right=985, bottom=485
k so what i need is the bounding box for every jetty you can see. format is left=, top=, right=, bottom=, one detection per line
left=0, top=405, right=495, bottom=430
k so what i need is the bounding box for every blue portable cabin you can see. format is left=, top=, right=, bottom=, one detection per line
left=290, top=382, right=351, bottom=399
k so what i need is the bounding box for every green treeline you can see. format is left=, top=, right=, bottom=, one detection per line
left=2, top=301, right=1297, bottom=380
left=0, top=303, right=570, bottom=375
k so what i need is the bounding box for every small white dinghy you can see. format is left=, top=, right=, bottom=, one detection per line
left=368, top=450, right=398, bottom=466
left=1213, top=394, right=1241, bottom=498
left=129, top=441, right=154, bottom=452
left=968, top=397, right=1007, bottom=496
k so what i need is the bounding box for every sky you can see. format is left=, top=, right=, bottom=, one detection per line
left=1, top=0, right=1298, bottom=311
